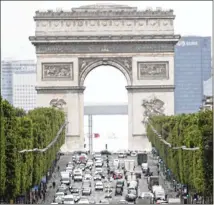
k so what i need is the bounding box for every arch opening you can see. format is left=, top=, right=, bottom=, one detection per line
left=80, top=59, right=132, bottom=86
left=83, top=65, right=128, bottom=152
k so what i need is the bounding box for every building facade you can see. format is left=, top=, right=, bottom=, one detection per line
left=1, top=60, right=36, bottom=109
left=174, top=36, right=211, bottom=114
left=12, top=70, right=37, bottom=112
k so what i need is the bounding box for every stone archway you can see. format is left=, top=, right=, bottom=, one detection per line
left=30, top=4, right=180, bottom=151
left=79, top=57, right=132, bottom=86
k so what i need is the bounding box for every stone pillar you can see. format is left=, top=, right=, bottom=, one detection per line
left=127, top=91, right=133, bottom=151
left=65, top=87, right=85, bottom=151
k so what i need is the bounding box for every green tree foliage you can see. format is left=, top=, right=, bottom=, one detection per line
left=147, top=110, right=213, bottom=196
left=0, top=97, right=65, bottom=200
left=0, top=97, right=6, bottom=197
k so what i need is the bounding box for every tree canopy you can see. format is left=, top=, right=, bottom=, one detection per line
left=0, top=97, right=66, bottom=200
left=147, top=110, right=213, bottom=196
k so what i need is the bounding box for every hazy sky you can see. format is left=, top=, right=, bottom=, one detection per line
left=1, top=1, right=212, bottom=146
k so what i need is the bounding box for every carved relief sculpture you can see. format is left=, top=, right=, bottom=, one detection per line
left=42, top=63, right=73, bottom=80
left=142, top=96, right=165, bottom=124
left=138, top=62, right=168, bottom=80
left=50, top=98, right=67, bottom=110
left=79, top=57, right=132, bottom=73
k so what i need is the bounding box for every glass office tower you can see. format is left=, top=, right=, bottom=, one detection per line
left=174, top=36, right=211, bottom=114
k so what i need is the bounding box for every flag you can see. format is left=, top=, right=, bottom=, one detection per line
left=94, top=133, right=100, bottom=138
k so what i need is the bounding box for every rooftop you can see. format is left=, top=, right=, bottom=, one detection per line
left=34, top=4, right=174, bottom=19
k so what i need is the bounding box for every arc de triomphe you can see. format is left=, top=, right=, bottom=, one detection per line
left=29, top=4, right=180, bottom=151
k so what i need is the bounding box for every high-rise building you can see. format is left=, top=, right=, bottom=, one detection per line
left=1, top=60, right=36, bottom=106
left=174, top=36, right=211, bottom=114
left=12, top=70, right=37, bottom=112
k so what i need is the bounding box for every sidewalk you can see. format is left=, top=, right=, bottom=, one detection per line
left=37, top=154, right=71, bottom=204
left=148, top=154, right=177, bottom=198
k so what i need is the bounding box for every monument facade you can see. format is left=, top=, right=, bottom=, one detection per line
left=29, top=4, right=180, bottom=151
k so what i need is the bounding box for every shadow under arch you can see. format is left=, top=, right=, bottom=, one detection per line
left=79, top=59, right=132, bottom=86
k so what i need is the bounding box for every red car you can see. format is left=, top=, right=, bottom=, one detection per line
left=113, top=171, right=123, bottom=180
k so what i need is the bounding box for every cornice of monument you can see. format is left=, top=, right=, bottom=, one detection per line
left=29, top=34, right=181, bottom=44
left=34, top=5, right=175, bottom=20
left=36, top=86, right=85, bottom=91
left=126, top=85, right=175, bottom=92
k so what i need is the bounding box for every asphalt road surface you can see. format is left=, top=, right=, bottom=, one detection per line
left=38, top=153, right=176, bottom=204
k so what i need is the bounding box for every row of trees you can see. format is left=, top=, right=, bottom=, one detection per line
left=0, top=97, right=66, bottom=200
left=146, top=110, right=213, bottom=197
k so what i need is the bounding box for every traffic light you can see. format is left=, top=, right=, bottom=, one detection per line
left=84, top=144, right=86, bottom=148
left=105, top=144, right=108, bottom=150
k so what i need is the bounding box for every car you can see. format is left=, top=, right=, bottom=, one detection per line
left=140, top=192, right=154, bottom=199
left=87, top=160, right=93, bottom=166
left=72, top=193, right=80, bottom=203
left=95, top=161, right=103, bottom=167
left=82, top=187, right=91, bottom=196
left=95, top=181, right=104, bottom=191
left=113, top=171, right=123, bottom=180
left=116, top=179, right=125, bottom=188
left=115, top=187, right=123, bottom=196
left=118, top=153, right=125, bottom=158
left=125, top=193, right=137, bottom=202
left=85, top=168, right=92, bottom=174
left=63, top=194, right=75, bottom=204
left=54, top=196, right=64, bottom=204
left=95, top=167, right=103, bottom=173
left=94, top=175, right=102, bottom=181
left=84, top=174, right=92, bottom=181
left=54, top=192, right=65, bottom=204
left=98, top=199, right=110, bottom=204
left=82, top=180, right=91, bottom=187
left=69, top=187, right=79, bottom=194
left=57, top=185, right=68, bottom=194
left=104, top=191, right=112, bottom=199
left=130, top=152, right=137, bottom=157
left=79, top=163, right=86, bottom=171
left=78, top=197, right=90, bottom=204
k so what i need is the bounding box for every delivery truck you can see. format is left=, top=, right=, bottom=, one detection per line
left=124, top=160, right=135, bottom=172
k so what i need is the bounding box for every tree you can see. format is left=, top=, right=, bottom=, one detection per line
left=147, top=110, right=213, bottom=196
left=0, top=99, right=6, bottom=198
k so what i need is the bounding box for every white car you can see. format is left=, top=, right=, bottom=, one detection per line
left=95, top=181, right=104, bottom=191
left=118, top=153, right=125, bottom=158
left=131, top=152, right=137, bottom=157
left=84, top=174, right=92, bottom=180
left=95, top=162, right=103, bottom=167
left=63, top=195, right=75, bottom=204
left=55, top=192, right=65, bottom=204
left=140, top=192, right=154, bottom=198
left=87, top=160, right=93, bottom=166
left=78, top=197, right=90, bottom=204
left=95, top=167, right=103, bottom=173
